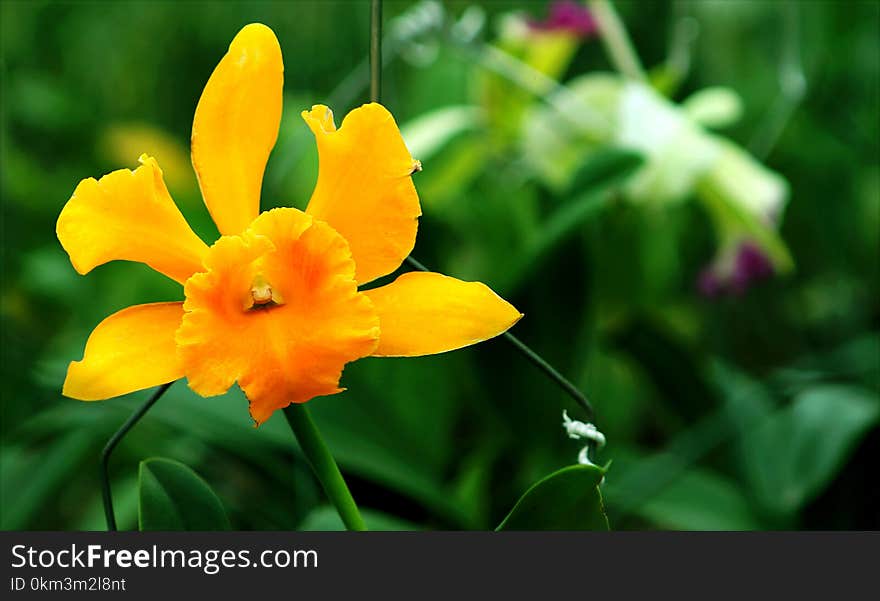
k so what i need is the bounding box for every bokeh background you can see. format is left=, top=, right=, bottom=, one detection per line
left=1, top=0, right=878, bottom=530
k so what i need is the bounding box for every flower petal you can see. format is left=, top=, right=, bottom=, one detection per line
left=176, top=208, right=380, bottom=424
left=63, top=302, right=185, bottom=400
left=191, top=23, right=283, bottom=235
left=303, top=103, right=422, bottom=285
left=56, top=155, right=208, bottom=284
left=365, top=272, right=522, bottom=357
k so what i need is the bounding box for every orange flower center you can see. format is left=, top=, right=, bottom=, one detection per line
left=175, top=207, right=380, bottom=424
left=247, top=273, right=282, bottom=309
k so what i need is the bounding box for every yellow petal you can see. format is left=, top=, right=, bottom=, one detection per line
left=304, top=103, right=422, bottom=285
left=176, top=208, right=380, bottom=424
left=365, top=272, right=522, bottom=357
left=191, top=23, right=283, bottom=235
left=64, top=302, right=185, bottom=400
left=56, top=155, right=208, bottom=284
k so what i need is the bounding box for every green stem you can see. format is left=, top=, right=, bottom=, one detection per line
left=370, top=0, right=382, bottom=103
left=588, top=0, right=646, bottom=81
left=284, top=404, right=367, bottom=531
left=662, top=0, right=698, bottom=94
left=749, top=0, right=805, bottom=159
left=101, top=381, right=174, bottom=531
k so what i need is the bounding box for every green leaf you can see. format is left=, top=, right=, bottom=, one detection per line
left=771, top=334, right=880, bottom=396
left=743, top=385, right=880, bottom=515
left=299, top=506, right=419, bottom=531
left=602, top=413, right=736, bottom=520
left=497, top=465, right=609, bottom=530
left=636, top=469, right=760, bottom=530
left=138, top=458, right=230, bottom=531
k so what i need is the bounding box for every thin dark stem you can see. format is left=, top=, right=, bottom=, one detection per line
left=500, top=333, right=595, bottom=423
left=370, top=0, right=382, bottom=103
left=100, top=381, right=174, bottom=531
left=404, top=256, right=595, bottom=423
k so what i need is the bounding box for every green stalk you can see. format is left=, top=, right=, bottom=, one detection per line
left=284, top=404, right=367, bottom=531
left=370, top=0, right=382, bottom=103
left=588, top=0, right=646, bottom=81
left=749, top=0, right=805, bottom=159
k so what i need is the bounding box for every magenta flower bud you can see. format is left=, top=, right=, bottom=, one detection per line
left=697, top=241, right=775, bottom=298
left=527, top=1, right=598, bottom=38
left=730, top=241, right=774, bottom=294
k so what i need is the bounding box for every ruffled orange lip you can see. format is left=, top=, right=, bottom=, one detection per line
left=176, top=208, right=380, bottom=425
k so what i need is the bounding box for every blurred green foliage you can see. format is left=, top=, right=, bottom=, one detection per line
left=1, top=0, right=878, bottom=531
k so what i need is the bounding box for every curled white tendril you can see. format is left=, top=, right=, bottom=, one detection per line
left=562, top=411, right=606, bottom=468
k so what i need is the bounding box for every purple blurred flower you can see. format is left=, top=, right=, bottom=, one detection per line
left=698, top=241, right=775, bottom=298
left=527, top=1, right=598, bottom=38
left=697, top=269, right=724, bottom=299
left=730, top=242, right=774, bottom=293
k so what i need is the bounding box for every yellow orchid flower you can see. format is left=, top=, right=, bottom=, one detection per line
left=56, top=23, right=522, bottom=425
